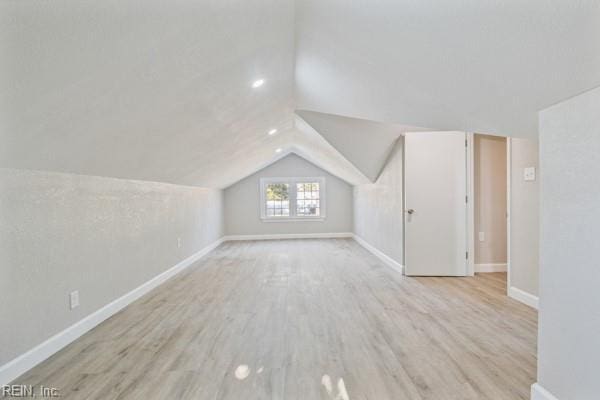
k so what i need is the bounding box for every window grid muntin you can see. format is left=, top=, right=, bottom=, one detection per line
left=260, top=177, right=326, bottom=220
left=265, top=183, right=290, bottom=217
left=296, top=182, right=320, bottom=216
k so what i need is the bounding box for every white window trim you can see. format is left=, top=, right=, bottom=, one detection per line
left=260, top=177, right=326, bottom=222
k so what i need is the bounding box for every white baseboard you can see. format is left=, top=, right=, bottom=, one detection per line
left=508, top=286, right=539, bottom=309
left=352, top=234, right=404, bottom=274
left=531, top=383, right=559, bottom=400
left=223, top=232, right=353, bottom=241
left=474, top=263, right=507, bottom=273
left=0, top=237, right=225, bottom=386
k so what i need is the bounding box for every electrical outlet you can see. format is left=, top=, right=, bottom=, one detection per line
left=177, top=238, right=182, bottom=248
left=524, top=167, right=536, bottom=181
left=478, top=232, right=485, bottom=242
left=70, top=290, right=79, bottom=310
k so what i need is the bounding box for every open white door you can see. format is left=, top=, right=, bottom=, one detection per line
left=405, top=131, right=468, bottom=276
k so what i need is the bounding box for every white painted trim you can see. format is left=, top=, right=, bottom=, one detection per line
left=507, top=137, right=512, bottom=296
left=467, top=132, right=476, bottom=276
left=508, top=286, right=539, bottom=309
left=0, top=237, right=225, bottom=386
left=474, top=263, right=507, bottom=273
left=352, top=234, right=404, bottom=274
left=260, top=217, right=325, bottom=223
left=224, top=232, right=352, bottom=241
left=531, top=383, right=560, bottom=400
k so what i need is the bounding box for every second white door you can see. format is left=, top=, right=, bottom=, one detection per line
left=404, top=131, right=468, bottom=276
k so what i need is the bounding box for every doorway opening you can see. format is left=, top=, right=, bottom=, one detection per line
left=470, top=133, right=508, bottom=292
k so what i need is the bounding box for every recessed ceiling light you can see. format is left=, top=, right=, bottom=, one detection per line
left=252, top=79, right=265, bottom=88
left=275, top=148, right=283, bottom=153
left=268, top=129, right=278, bottom=136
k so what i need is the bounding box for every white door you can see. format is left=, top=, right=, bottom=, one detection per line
left=404, top=131, right=468, bottom=276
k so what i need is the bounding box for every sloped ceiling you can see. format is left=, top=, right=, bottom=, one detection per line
left=2, top=1, right=600, bottom=188
left=291, top=114, right=371, bottom=186
left=0, top=0, right=298, bottom=189
left=295, top=0, right=600, bottom=139
left=297, top=110, right=424, bottom=182
left=219, top=114, right=377, bottom=187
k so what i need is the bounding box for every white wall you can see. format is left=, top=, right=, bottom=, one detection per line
left=474, top=134, right=507, bottom=265
left=223, top=153, right=353, bottom=235
left=0, top=168, right=224, bottom=366
left=353, top=139, right=403, bottom=264
left=535, top=86, right=600, bottom=399
left=509, top=138, right=540, bottom=297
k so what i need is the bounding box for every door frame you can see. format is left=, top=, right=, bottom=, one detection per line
left=506, top=137, right=512, bottom=295
left=466, top=134, right=512, bottom=290
left=467, top=132, right=475, bottom=276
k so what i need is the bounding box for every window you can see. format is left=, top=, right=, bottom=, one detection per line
left=260, top=177, right=326, bottom=221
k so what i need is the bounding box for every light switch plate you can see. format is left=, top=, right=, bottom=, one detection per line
left=524, top=167, right=536, bottom=181
left=478, top=232, right=485, bottom=242
left=70, top=290, right=79, bottom=310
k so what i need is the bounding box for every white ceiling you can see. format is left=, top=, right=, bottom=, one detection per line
left=0, top=0, right=298, bottom=188
left=291, top=114, right=371, bottom=186
left=2, top=1, right=599, bottom=188
left=295, top=0, right=600, bottom=139
left=297, top=110, right=424, bottom=181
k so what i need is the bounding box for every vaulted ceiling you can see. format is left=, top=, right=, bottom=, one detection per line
left=1, top=1, right=599, bottom=188
left=295, top=0, right=600, bottom=138
left=0, top=0, right=297, bottom=189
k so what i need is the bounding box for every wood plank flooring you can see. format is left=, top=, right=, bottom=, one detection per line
left=10, top=239, right=537, bottom=400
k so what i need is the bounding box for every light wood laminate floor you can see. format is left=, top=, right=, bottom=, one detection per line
left=11, top=239, right=537, bottom=400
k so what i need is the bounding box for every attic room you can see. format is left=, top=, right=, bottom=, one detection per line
left=1, top=2, right=599, bottom=400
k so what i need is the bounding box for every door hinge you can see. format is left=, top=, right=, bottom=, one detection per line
left=466, top=251, right=469, bottom=260
left=466, top=195, right=468, bottom=203
left=465, top=138, right=468, bottom=147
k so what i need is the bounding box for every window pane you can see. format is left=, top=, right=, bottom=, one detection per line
left=266, top=183, right=290, bottom=217
left=267, top=184, right=289, bottom=201
left=296, top=182, right=320, bottom=216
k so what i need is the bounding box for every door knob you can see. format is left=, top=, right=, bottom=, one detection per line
left=406, top=209, right=415, bottom=215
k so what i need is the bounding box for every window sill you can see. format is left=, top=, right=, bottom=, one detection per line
left=261, top=217, right=326, bottom=223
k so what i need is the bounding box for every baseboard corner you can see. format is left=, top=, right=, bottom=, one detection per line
left=531, top=383, right=560, bottom=400
left=508, top=286, right=539, bottom=309
left=474, top=263, right=507, bottom=273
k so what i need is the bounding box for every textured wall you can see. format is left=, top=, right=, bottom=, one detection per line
left=509, top=138, right=539, bottom=296
left=537, top=86, right=600, bottom=399
left=474, top=134, right=507, bottom=265
left=353, top=139, right=403, bottom=264
left=224, top=153, right=353, bottom=235
left=0, top=169, right=224, bottom=365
